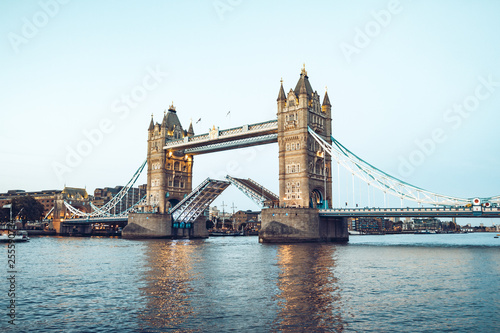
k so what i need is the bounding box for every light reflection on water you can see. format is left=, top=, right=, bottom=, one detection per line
left=137, top=238, right=346, bottom=332
left=138, top=239, right=200, bottom=332
left=272, top=244, right=344, bottom=332
left=1, top=233, right=499, bottom=332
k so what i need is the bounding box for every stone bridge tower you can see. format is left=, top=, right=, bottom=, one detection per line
left=277, top=66, right=332, bottom=209
left=260, top=66, right=347, bottom=243
left=147, top=103, right=194, bottom=213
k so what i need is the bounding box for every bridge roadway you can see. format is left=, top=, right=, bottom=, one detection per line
left=65, top=206, right=500, bottom=223
left=319, top=206, right=500, bottom=218
left=63, top=216, right=129, bottom=223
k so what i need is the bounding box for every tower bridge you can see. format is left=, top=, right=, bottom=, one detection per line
left=59, top=66, right=500, bottom=241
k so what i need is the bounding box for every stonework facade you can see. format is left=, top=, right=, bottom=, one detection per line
left=146, top=104, right=195, bottom=213
left=277, top=66, right=332, bottom=208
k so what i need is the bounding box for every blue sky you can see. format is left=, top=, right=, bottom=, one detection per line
left=1, top=0, right=499, bottom=225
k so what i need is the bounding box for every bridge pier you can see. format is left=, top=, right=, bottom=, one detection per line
left=123, top=213, right=171, bottom=238
left=259, top=208, right=349, bottom=243
left=172, top=215, right=209, bottom=239
left=59, top=223, right=93, bottom=236
left=123, top=213, right=208, bottom=239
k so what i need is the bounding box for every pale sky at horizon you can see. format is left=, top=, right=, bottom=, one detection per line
left=1, top=0, right=499, bottom=225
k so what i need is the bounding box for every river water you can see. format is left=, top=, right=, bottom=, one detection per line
left=1, top=233, right=499, bottom=332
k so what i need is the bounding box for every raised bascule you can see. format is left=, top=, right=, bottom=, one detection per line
left=59, top=66, right=500, bottom=240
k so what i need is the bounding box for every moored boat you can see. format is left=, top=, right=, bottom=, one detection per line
left=209, top=230, right=244, bottom=236
left=0, top=229, right=30, bottom=242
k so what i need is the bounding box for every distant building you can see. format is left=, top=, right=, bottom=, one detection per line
left=412, top=218, right=442, bottom=231
left=0, top=187, right=90, bottom=220
left=393, top=221, right=403, bottom=232
left=93, top=184, right=146, bottom=214
left=210, top=206, right=220, bottom=220
left=232, top=210, right=261, bottom=230
left=349, top=217, right=390, bottom=233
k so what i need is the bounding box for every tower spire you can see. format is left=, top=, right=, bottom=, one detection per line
left=187, top=119, right=194, bottom=136
left=148, top=113, right=154, bottom=130
left=161, top=110, right=167, bottom=127
left=277, top=77, right=286, bottom=101
left=294, top=65, right=313, bottom=98
left=301, top=63, right=307, bottom=76
left=322, top=88, right=331, bottom=107
left=168, top=101, right=176, bottom=113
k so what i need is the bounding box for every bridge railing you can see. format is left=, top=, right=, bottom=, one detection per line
left=318, top=206, right=500, bottom=215
left=164, top=119, right=278, bottom=149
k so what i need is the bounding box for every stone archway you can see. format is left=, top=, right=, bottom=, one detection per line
left=167, top=198, right=180, bottom=209
left=237, top=222, right=247, bottom=231
left=310, top=189, right=323, bottom=208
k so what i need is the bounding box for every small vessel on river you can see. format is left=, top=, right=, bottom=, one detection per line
left=0, top=229, right=30, bottom=242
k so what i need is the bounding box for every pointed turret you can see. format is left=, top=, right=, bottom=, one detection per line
left=277, top=78, right=286, bottom=101
left=322, top=87, right=332, bottom=138
left=187, top=120, right=194, bottom=136
left=148, top=114, right=154, bottom=131
left=161, top=110, right=167, bottom=128
left=322, top=89, right=331, bottom=107
left=294, top=64, right=314, bottom=98
left=164, top=102, right=182, bottom=132
left=277, top=78, right=287, bottom=113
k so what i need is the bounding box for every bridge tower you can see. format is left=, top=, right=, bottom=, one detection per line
left=124, top=104, right=205, bottom=239
left=260, top=66, right=347, bottom=243
left=277, top=65, right=332, bottom=209
left=146, top=103, right=194, bottom=213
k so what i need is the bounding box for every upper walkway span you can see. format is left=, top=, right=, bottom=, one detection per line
left=164, top=120, right=277, bottom=155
